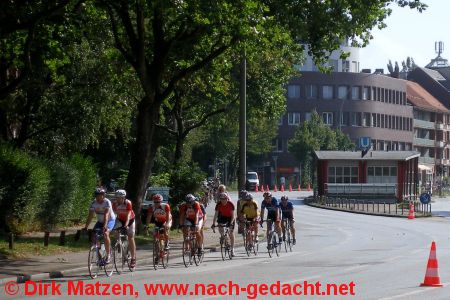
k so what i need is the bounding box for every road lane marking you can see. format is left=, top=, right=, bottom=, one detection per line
left=378, top=282, right=450, bottom=300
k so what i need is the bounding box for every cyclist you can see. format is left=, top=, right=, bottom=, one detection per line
left=236, top=189, right=248, bottom=235
left=260, top=191, right=282, bottom=246
left=179, top=194, right=204, bottom=254
left=112, top=189, right=137, bottom=268
left=83, top=187, right=116, bottom=264
left=146, top=193, right=172, bottom=250
left=240, top=193, right=259, bottom=242
left=212, top=192, right=236, bottom=256
left=279, top=195, right=296, bottom=245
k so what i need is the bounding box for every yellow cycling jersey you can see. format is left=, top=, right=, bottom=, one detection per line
left=240, top=200, right=259, bottom=219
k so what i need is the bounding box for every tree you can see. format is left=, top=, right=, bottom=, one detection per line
left=99, top=0, right=426, bottom=215
left=288, top=111, right=354, bottom=185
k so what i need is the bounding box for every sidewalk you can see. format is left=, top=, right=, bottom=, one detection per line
left=0, top=207, right=229, bottom=284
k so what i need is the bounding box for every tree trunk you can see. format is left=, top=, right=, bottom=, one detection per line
left=125, top=98, right=161, bottom=221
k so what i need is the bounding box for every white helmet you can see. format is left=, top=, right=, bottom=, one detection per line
left=115, top=189, right=127, bottom=197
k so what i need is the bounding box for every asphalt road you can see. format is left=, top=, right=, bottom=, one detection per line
left=5, top=191, right=450, bottom=300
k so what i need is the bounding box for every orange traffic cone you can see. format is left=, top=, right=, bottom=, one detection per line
left=260, top=184, right=264, bottom=192
left=281, top=184, right=285, bottom=192
left=408, top=202, right=415, bottom=220
left=298, top=184, right=301, bottom=192
left=420, top=241, right=443, bottom=287
left=265, top=185, right=269, bottom=192
left=274, top=184, right=278, bottom=192
left=255, top=184, right=259, bottom=192
left=307, top=183, right=311, bottom=192
left=289, top=184, right=292, bottom=192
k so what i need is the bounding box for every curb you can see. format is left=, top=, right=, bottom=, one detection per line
left=305, top=202, right=431, bottom=218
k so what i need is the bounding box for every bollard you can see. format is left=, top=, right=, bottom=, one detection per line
left=74, top=229, right=81, bottom=241
left=44, top=231, right=50, bottom=247
left=59, top=230, right=66, bottom=246
left=8, top=232, right=14, bottom=250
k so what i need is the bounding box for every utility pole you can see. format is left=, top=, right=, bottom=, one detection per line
left=238, top=50, right=247, bottom=190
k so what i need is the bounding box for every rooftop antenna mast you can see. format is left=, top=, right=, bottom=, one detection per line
left=435, top=41, right=444, bottom=58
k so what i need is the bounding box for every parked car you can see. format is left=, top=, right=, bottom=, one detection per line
left=246, top=171, right=260, bottom=191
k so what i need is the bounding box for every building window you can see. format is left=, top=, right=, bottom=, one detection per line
left=322, top=112, right=333, bottom=126
left=367, top=166, right=397, bottom=183
left=288, top=85, right=300, bottom=98
left=322, top=85, right=333, bottom=99
left=362, top=87, right=369, bottom=100
left=328, top=166, right=358, bottom=184
left=351, top=86, right=360, bottom=100
left=342, top=60, right=350, bottom=72
left=340, top=112, right=349, bottom=126
left=305, top=112, right=312, bottom=121
left=306, top=84, right=318, bottom=99
left=338, top=86, right=348, bottom=100
left=288, top=112, right=300, bottom=125
left=273, top=138, right=283, bottom=152
left=351, top=112, right=361, bottom=126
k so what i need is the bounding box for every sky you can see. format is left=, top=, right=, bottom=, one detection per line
left=359, top=0, right=449, bottom=72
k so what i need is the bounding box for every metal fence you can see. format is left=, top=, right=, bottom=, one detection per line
left=310, top=197, right=431, bottom=217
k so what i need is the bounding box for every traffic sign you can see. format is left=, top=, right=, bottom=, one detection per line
left=420, top=192, right=431, bottom=204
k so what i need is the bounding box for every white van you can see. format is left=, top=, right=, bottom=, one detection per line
left=246, top=172, right=260, bottom=191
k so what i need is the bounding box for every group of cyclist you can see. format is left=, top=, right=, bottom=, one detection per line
left=83, top=183, right=296, bottom=269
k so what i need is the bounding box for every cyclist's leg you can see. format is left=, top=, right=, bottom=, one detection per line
left=104, top=219, right=115, bottom=261
left=290, top=218, right=296, bottom=243
left=164, top=219, right=172, bottom=249
left=127, top=219, right=136, bottom=260
left=229, top=220, right=235, bottom=254
left=280, top=218, right=286, bottom=240
left=197, top=218, right=204, bottom=250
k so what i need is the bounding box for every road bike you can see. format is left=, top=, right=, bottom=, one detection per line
left=212, top=223, right=232, bottom=260
left=182, top=225, right=204, bottom=267
left=242, top=219, right=258, bottom=256
left=261, top=220, right=280, bottom=258
left=151, top=226, right=170, bottom=269
left=282, top=219, right=293, bottom=252
left=88, top=228, right=114, bottom=278
left=113, top=227, right=134, bottom=274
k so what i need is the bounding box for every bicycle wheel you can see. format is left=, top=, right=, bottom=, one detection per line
left=103, top=245, right=114, bottom=277
left=220, top=235, right=227, bottom=261
left=267, top=233, right=274, bottom=258
left=244, top=230, right=251, bottom=257
left=193, top=239, right=201, bottom=266
left=162, top=239, right=169, bottom=269
left=182, top=239, right=192, bottom=267
left=113, top=241, right=124, bottom=274
left=88, top=246, right=100, bottom=279
left=122, top=240, right=134, bottom=272
left=273, top=234, right=280, bottom=257
left=286, top=225, right=293, bottom=252
left=153, top=240, right=160, bottom=270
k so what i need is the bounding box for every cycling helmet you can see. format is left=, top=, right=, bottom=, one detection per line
left=263, top=191, right=272, bottom=198
left=239, top=189, right=248, bottom=198
left=218, top=192, right=228, bottom=200
left=152, top=193, right=163, bottom=203
left=245, top=193, right=253, bottom=200
left=281, top=195, right=288, bottom=201
left=94, top=187, right=106, bottom=195
left=115, top=189, right=127, bottom=197
left=185, top=194, right=196, bottom=203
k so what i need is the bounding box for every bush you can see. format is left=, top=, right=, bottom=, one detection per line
left=0, top=144, right=50, bottom=234
left=169, top=162, right=205, bottom=208
left=40, top=154, right=96, bottom=229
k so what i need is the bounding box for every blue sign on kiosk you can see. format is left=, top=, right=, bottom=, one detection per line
left=420, top=192, right=431, bottom=204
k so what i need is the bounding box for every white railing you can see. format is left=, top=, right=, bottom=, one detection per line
left=325, top=183, right=397, bottom=195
